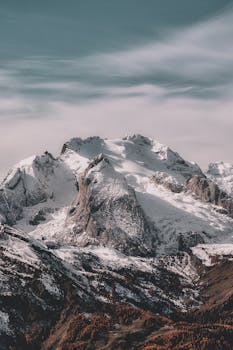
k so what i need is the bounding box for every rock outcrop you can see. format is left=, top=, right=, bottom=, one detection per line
left=66, top=154, right=159, bottom=256
left=207, top=161, right=233, bottom=195
left=186, top=175, right=233, bottom=217
left=150, top=171, right=184, bottom=193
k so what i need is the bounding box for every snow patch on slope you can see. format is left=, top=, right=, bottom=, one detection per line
left=192, top=244, right=233, bottom=266
left=0, top=235, right=40, bottom=267
left=40, top=273, right=62, bottom=297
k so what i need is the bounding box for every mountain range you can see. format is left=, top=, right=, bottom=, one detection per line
left=1, top=135, right=233, bottom=349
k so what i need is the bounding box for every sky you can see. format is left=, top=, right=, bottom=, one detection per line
left=1, top=0, right=233, bottom=178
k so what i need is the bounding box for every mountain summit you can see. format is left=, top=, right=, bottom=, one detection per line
left=1, top=135, right=233, bottom=349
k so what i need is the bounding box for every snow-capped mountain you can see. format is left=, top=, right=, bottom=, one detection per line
left=1, top=135, right=233, bottom=349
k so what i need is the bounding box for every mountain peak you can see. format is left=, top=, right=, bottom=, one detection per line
left=65, top=149, right=158, bottom=256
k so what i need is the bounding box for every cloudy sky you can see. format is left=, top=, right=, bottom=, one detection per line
left=0, top=0, right=233, bottom=178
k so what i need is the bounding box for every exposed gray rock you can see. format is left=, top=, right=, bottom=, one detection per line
left=207, top=162, right=233, bottom=196
left=150, top=172, right=184, bottom=193
left=186, top=175, right=233, bottom=217
left=29, top=210, right=46, bottom=226
left=178, top=232, right=205, bottom=252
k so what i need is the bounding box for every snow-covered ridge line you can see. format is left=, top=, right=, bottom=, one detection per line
left=0, top=134, right=233, bottom=257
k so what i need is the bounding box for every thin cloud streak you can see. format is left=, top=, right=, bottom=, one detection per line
left=80, top=8, right=233, bottom=94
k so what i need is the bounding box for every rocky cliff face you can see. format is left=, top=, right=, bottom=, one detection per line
left=66, top=154, right=158, bottom=256
left=1, top=135, right=233, bottom=349
left=150, top=171, right=184, bottom=193
left=186, top=174, right=233, bottom=217
left=207, top=161, right=233, bottom=195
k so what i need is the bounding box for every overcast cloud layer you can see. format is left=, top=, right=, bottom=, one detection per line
left=0, top=1, right=233, bottom=178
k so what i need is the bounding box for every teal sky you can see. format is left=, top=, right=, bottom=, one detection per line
left=0, top=1, right=230, bottom=57
left=0, top=1, right=233, bottom=177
